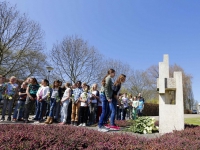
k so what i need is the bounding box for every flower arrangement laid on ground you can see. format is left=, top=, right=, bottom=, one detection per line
left=0, top=124, right=200, bottom=149
left=125, top=117, right=159, bottom=134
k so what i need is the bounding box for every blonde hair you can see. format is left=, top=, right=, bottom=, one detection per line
left=91, top=83, right=98, bottom=92
left=9, top=76, right=17, bottom=82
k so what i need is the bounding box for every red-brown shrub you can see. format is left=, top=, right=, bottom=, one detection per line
left=0, top=124, right=200, bottom=149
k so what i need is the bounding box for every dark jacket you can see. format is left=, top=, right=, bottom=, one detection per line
left=112, top=84, right=121, bottom=98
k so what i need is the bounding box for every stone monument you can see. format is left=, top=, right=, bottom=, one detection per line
left=157, top=54, right=184, bottom=134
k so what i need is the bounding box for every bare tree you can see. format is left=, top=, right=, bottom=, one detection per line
left=147, top=64, right=194, bottom=109
left=0, top=1, right=44, bottom=76
left=170, top=64, right=194, bottom=110
left=97, top=58, right=130, bottom=84
left=12, top=50, right=49, bottom=80
left=51, top=36, right=102, bottom=84
left=128, top=69, right=157, bottom=100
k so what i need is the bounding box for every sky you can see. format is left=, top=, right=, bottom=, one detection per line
left=3, top=0, right=200, bottom=102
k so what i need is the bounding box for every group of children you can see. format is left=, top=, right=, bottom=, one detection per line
left=116, top=93, right=145, bottom=121
left=0, top=70, right=144, bottom=132
left=0, top=76, right=103, bottom=126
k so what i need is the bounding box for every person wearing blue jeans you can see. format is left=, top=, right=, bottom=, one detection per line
left=35, top=100, right=46, bottom=121
left=98, top=69, right=115, bottom=132
left=45, top=80, right=62, bottom=124
left=137, top=96, right=144, bottom=117
left=109, top=74, right=126, bottom=130
left=109, top=98, right=117, bottom=125
left=49, top=98, right=56, bottom=118
left=34, top=79, right=50, bottom=123
left=13, top=100, right=25, bottom=121
left=98, top=93, right=108, bottom=128
left=13, top=82, right=28, bottom=122
left=104, top=101, right=110, bottom=124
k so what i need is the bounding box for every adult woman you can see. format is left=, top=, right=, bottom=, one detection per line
left=98, top=69, right=115, bottom=132
left=89, top=83, right=99, bottom=125
left=107, top=74, right=126, bottom=130
left=45, top=80, right=62, bottom=124
left=35, top=79, right=50, bottom=123
left=24, top=78, right=40, bottom=123
left=1, top=76, right=18, bottom=121
left=59, top=82, right=71, bottom=125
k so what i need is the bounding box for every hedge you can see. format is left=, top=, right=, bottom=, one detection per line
left=143, top=103, right=159, bottom=116
left=0, top=124, right=200, bottom=149
left=143, top=103, right=192, bottom=116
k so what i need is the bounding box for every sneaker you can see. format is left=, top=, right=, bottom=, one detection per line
left=98, top=126, right=109, bottom=132
left=74, top=122, right=78, bottom=126
left=12, top=119, right=17, bottom=122
left=7, top=117, right=11, bottom=121
left=0, top=117, right=5, bottom=122
left=104, top=124, right=110, bottom=129
left=79, top=123, right=83, bottom=127
left=109, top=125, right=120, bottom=131
left=82, top=123, right=86, bottom=127
left=34, top=121, right=40, bottom=124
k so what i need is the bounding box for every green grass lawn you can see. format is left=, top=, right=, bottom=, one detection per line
left=185, top=117, right=200, bottom=126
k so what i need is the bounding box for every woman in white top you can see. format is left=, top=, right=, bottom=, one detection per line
left=79, top=85, right=90, bottom=127
left=89, top=83, right=99, bottom=125
left=59, top=82, right=71, bottom=125
left=35, top=79, right=49, bottom=123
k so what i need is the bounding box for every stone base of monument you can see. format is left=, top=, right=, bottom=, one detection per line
left=157, top=54, right=184, bottom=134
